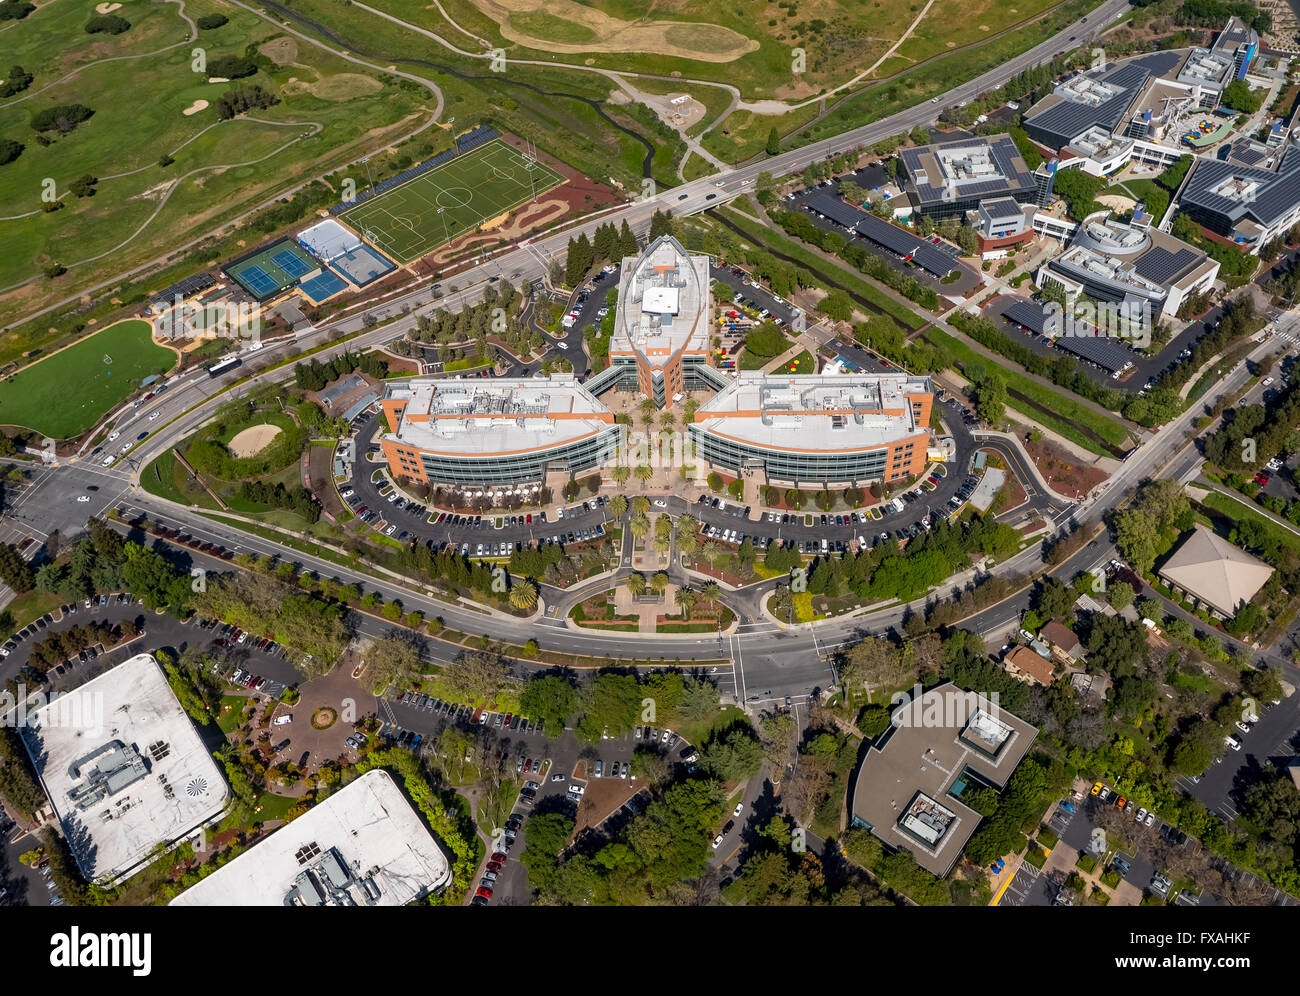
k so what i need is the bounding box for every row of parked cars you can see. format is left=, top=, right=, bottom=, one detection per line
left=475, top=812, right=526, bottom=904
left=396, top=690, right=547, bottom=736
left=0, top=593, right=138, bottom=658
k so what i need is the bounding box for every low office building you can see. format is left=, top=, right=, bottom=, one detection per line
left=1179, top=144, right=1300, bottom=251
left=1157, top=525, right=1274, bottom=619
left=610, top=234, right=712, bottom=405
left=688, top=371, right=933, bottom=487
left=20, top=653, right=230, bottom=885
left=849, top=684, right=1038, bottom=876
left=975, top=196, right=1038, bottom=253
left=379, top=374, right=622, bottom=487
left=170, top=770, right=452, bottom=906
left=899, top=133, right=1040, bottom=221
left=1035, top=213, right=1219, bottom=321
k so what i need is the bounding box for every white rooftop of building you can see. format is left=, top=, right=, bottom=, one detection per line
left=613, top=235, right=709, bottom=367
left=20, top=653, right=229, bottom=885
left=170, top=770, right=452, bottom=906
left=693, top=371, right=931, bottom=451
left=385, top=374, right=614, bottom=456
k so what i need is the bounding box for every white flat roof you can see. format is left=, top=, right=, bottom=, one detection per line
left=170, top=770, right=452, bottom=906
left=694, top=372, right=931, bottom=451
left=21, top=653, right=229, bottom=884
left=385, top=375, right=615, bottom=457
left=642, top=286, right=680, bottom=314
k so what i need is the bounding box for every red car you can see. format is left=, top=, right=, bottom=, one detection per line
left=487, top=860, right=503, bottom=873
left=1255, top=473, right=1270, bottom=486
left=491, top=852, right=508, bottom=864
left=476, top=886, right=493, bottom=899
left=503, top=713, right=513, bottom=726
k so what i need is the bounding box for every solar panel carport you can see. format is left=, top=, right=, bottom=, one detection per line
left=854, top=213, right=956, bottom=277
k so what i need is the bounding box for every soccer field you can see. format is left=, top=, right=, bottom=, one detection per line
left=0, top=320, right=175, bottom=439
left=340, top=140, right=564, bottom=264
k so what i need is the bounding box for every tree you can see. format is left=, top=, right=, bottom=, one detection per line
left=634, top=464, right=653, bottom=483
left=520, top=675, right=578, bottom=732
left=609, top=494, right=628, bottom=518
left=649, top=572, right=669, bottom=595
left=673, top=586, right=698, bottom=618
left=1107, top=580, right=1135, bottom=611
left=765, top=127, right=781, bottom=156
left=1222, top=78, right=1262, bottom=114
left=611, top=465, right=631, bottom=486
left=509, top=578, right=538, bottom=611
left=360, top=629, right=422, bottom=696
left=840, top=635, right=909, bottom=696
left=971, top=371, right=1006, bottom=424
left=442, top=650, right=508, bottom=702
left=627, top=573, right=647, bottom=597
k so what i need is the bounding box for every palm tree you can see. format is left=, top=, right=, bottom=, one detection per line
left=653, top=533, right=671, bottom=555
left=676, top=532, right=696, bottom=559
left=654, top=514, right=673, bottom=539
left=650, top=572, right=670, bottom=595
left=660, top=411, right=676, bottom=429
left=609, top=494, right=628, bottom=518
left=676, top=514, right=698, bottom=537
left=674, top=585, right=698, bottom=617
left=631, top=496, right=650, bottom=517
left=700, top=580, right=720, bottom=609
left=629, top=514, right=649, bottom=540
left=508, top=579, right=538, bottom=611
left=611, top=465, right=631, bottom=485
left=701, top=541, right=721, bottom=568
left=627, top=572, right=647, bottom=597
left=634, top=464, right=653, bottom=483
left=639, top=399, right=657, bottom=424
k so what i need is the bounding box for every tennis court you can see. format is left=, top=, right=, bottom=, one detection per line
left=340, top=140, right=563, bottom=264
left=226, top=240, right=321, bottom=300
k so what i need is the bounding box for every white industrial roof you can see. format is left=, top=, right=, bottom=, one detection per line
left=21, top=653, right=229, bottom=885
left=170, top=770, right=452, bottom=906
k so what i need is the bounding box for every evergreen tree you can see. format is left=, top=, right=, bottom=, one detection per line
left=765, top=126, right=780, bottom=156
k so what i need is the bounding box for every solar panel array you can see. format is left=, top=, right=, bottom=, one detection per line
left=1181, top=151, right=1300, bottom=228
left=1055, top=333, right=1133, bottom=373
left=1002, top=298, right=1051, bottom=335
left=1133, top=246, right=1199, bottom=285
left=149, top=272, right=216, bottom=308
left=808, top=193, right=867, bottom=228
left=903, top=134, right=1037, bottom=207
left=982, top=198, right=1022, bottom=219
left=1023, top=52, right=1183, bottom=149
left=329, top=126, right=500, bottom=215
left=853, top=212, right=955, bottom=277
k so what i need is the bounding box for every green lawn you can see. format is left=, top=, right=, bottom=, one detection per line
left=0, top=320, right=173, bottom=437
left=922, top=325, right=1130, bottom=456
left=140, top=449, right=221, bottom=509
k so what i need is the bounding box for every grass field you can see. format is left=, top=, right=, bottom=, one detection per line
left=340, top=140, right=563, bottom=263
left=0, top=320, right=173, bottom=438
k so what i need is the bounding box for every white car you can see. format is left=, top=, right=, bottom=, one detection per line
left=733, top=802, right=744, bottom=817
left=711, top=834, right=724, bottom=849
left=652, top=499, right=667, bottom=508
left=1235, top=720, right=1251, bottom=734
left=102, top=455, right=115, bottom=467
left=1225, top=734, right=1243, bottom=751
left=76, top=495, right=90, bottom=503
left=107, top=430, right=120, bottom=441
left=148, top=410, right=160, bottom=421
left=1263, top=377, right=1275, bottom=387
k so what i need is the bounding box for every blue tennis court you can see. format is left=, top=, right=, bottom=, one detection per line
left=273, top=250, right=316, bottom=279
left=239, top=267, right=279, bottom=297
left=300, top=269, right=349, bottom=302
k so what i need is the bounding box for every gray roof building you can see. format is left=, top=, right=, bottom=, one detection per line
left=849, top=683, right=1038, bottom=876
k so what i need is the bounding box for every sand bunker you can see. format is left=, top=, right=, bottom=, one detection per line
left=95, top=2, right=122, bottom=11
left=228, top=424, right=282, bottom=458
left=183, top=99, right=209, bottom=116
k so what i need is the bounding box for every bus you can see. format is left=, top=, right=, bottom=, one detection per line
left=206, top=355, right=242, bottom=378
